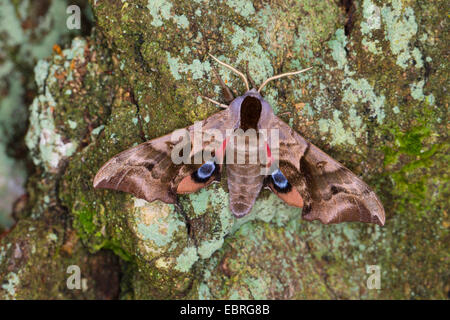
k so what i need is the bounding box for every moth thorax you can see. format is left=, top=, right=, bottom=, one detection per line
left=240, top=96, right=262, bottom=130
left=226, top=132, right=266, bottom=165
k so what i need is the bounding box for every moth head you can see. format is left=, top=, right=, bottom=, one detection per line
left=208, top=54, right=311, bottom=130
left=228, top=89, right=274, bottom=130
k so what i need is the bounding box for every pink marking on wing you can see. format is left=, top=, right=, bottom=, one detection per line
left=221, top=138, right=228, bottom=152
left=266, top=143, right=272, bottom=158
left=215, top=137, right=229, bottom=163
left=265, top=143, right=273, bottom=167
left=271, top=185, right=304, bottom=208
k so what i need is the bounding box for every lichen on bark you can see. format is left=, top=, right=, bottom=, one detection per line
left=0, top=0, right=448, bottom=299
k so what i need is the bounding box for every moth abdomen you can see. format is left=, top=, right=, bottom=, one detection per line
left=227, top=164, right=264, bottom=217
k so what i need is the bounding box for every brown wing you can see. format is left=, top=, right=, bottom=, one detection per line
left=93, top=109, right=232, bottom=203
left=268, top=116, right=385, bottom=226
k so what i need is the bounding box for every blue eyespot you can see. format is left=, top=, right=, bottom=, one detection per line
left=270, top=169, right=291, bottom=193
left=192, top=160, right=217, bottom=183
left=197, top=161, right=215, bottom=179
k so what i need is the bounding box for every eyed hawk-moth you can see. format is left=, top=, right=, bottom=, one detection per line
left=93, top=55, right=385, bottom=226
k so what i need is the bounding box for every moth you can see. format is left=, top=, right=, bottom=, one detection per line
left=93, top=54, right=385, bottom=226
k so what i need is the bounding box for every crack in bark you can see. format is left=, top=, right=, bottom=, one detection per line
left=340, top=0, right=356, bottom=36
left=305, top=240, right=340, bottom=299
left=128, top=88, right=147, bottom=142
left=174, top=200, right=199, bottom=248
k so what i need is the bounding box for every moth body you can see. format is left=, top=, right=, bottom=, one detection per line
left=227, top=163, right=264, bottom=217
left=93, top=56, right=385, bottom=226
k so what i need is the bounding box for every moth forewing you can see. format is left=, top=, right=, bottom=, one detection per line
left=170, top=128, right=192, bottom=165
left=263, top=127, right=280, bottom=176
left=201, top=128, right=224, bottom=164
left=193, top=121, right=204, bottom=165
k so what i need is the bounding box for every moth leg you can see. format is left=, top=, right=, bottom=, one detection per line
left=229, top=85, right=239, bottom=99
left=212, top=66, right=235, bottom=104
left=200, top=95, right=228, bottom=109
left=245, top=61, right=257, bottom=90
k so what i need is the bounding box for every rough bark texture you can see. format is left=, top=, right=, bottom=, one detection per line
left=0, top=0, right=448, bottom=299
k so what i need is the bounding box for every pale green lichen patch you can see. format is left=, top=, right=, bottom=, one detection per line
left=318, top=110, right=360, bottom=146
left=166, top=52, right=212, bottom=81
left=411, top=47, right=423, bottom=68
left=0, top=245, right=6, bottom=264
left=209, top=187, right=235, bottom=236
left=62, top=38, right=87, bottom=62
left=197, top=282, right=212, bottom=299
left=361, top=0, right=382, bottom=35
left=68, top=120, right=77, bottom=129
left=0, top=75, right=26, bottom=228
left=0, top=0, right=75, bottom=61
left=133, top=199, right=184, bottom=249
left=381, top=0, right=420, bottom=69
left=361, top=37, right=382, bottom=55
left=410, top=80, right=425, bottom=101
left=188, top=189, right=210, bottom=217
left=360, top=0, right=382, bottom=54
left=91, top=125, right=105, bottom=136
left=197, top=238, right=224, bottom=259
left=225, top=0, right=255, bottom=18
left=175, top=246, right=199, bottom=272
left=154, top=256, right=174, bottom=270
left=0, top=0, right=25, bottom=46
left=231, top=193, right=301, bottom=232
left=342, top=78, right=386, bottom=125
left=220, top=24, right=273, bottom=85
left=409, top=80, right=434, bottom=104
left=328, top=29, right=348, bottom=70
left=147, top=0, right=190, bottom=29
left=34, top=60, right=50, bottom=88
left=26, top=98, right=77, bottom=171
left=166, top=52, right=183, bottom=81
left=47, top=233, right=58, bottom=242
left=244, top=276, right=270, bottom=300
left=25, top=37, right=91, bottom=172
left=1, top=272, right=20, bottom=299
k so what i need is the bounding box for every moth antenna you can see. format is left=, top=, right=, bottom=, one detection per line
left=200, top=95, right=228, bottom=109
left=258, top=67, right=313, bottom=93
left=208, top=54, right=249, bottom=92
